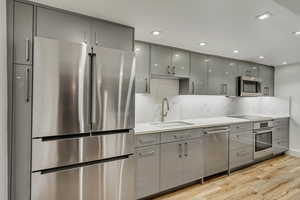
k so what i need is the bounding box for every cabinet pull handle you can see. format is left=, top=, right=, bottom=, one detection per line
left=172, top=66, right=176, bottom=75
left=178, top=143, right=182, bottom=158
left=139, top=139, right=155, bottom=144
left=184, top=142, right=188, bottom=157
left=139, top=151, right=155, bottom=157
left=25, top=38, right=30, bottom=62
left=192, top=81, right=195, bottom=95
left=26, top=68, right=30, bottom=102
left=95, top=32, right=99, bottom=46
left=167, top=65, right=171, bottom=74
left=145, top=78, right=148, bottom=93
left=84, top=32, right=88, bottom=44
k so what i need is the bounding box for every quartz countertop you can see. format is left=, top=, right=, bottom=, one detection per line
left=134, top=115, right=290, bottom=135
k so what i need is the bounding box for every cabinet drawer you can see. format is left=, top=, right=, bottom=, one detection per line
left=161, top=129, right=203, bottom=143
left=230, top=147, right=253, bottom=169
left=230, top=123, right=252, bottom=133
left=273, top=139, right=289, bottom=155
left=136, top=145, right=160, bottom=199
left=272, top=126, right=289, bottom=141
left=229, top=132, right=253, bottom=150
left=273, top=118, right=289, bottom=128
left=135, top=134, right=160, bottom=147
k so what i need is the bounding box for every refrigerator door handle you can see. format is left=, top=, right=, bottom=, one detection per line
left=90, top=52, right=99, bottom=127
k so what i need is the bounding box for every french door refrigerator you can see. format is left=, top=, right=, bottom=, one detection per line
left=31, top=37, right=136, bottom=200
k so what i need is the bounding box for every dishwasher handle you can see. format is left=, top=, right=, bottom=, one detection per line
left=204, top=129, right=230, bottom=135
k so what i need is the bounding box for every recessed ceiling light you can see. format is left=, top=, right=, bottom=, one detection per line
left=199, top=42, right=207, bottom=46
left=259, top=56, right=265, bottom=59
left=282, top=61, right=287, bottom=65
left=151, top=30, right=160, bottom=36
left=293, top=31, right=300, bottom=35
left=256, top=12, right=272, bottom=20
left=233, top=50, right=239, bottom=54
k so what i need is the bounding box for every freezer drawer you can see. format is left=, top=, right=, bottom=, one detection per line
left=32, top=131, right=134, bottom=171
left=31, top=155, right=135, bottom=200
left=33, top=37, right=90, bottom=138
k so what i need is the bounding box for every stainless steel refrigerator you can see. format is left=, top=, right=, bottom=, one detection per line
left=31, top=37, right=136, bottom=200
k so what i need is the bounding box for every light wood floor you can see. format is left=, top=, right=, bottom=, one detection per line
left=155, top=155, right=300, bottom=200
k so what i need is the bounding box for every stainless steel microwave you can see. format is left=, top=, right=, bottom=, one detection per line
left=237, top=76, right=262, bottom=97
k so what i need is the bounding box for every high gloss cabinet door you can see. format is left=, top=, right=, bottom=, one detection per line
left=160, top=142, right=184, bottom=191
left=183, top=139, right=203, bottom=183
left=206, top=57, right=226, bottom=95
left=91, top=20, right=133, bottom=51
left=12, top=65, right=32, bottom=200
left=135, top=42, right=150, bottom=93
left=222, top=59, right=238, bottom=96
left=136, top=145, right=160, bottom=199
left=238, top=62, right=259, bottom=78
left=259, top=65, right=274, bottom=96
left=151, top=45, right=172, bottom=75
left=14, top=2, right=33, bottom=65
left=36, top=7, right=91, bottom=44
left=172, top=49, right=190, bottom=76
left=190, top=53, right=207, bottom=94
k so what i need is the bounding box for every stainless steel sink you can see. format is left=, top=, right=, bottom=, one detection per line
left=150, top=121, right=194, bottom=128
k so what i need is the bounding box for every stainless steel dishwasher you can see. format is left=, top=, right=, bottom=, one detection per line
left=203, top=126, right=229, bottom=177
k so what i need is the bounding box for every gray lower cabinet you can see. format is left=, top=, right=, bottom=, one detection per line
left=136, top=145, right=160, bottom=199
left=229, top=132, right=254, bottom=169
left=259, top=65, right=274, bottom=96
left=36, top=7, right=91, bottom=44
left=135, top=42, right=150, bottom=93
left=272, top=118, right=289, bottom=155
left=11, top=65, right=32, bottom=200
left=151, top=45, right=172, bottom=75
left=14, top=2, right=33, bottom=65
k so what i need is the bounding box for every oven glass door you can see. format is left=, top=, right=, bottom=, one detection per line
left=243, top=80, right=260, bottom=93
left=255, top=131, right=272, bottom=152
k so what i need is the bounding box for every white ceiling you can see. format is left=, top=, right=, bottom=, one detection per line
left=30, top=0, right=300, bottom=66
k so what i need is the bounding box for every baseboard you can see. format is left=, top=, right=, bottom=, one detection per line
left=287, top=149, right=300, bottom=157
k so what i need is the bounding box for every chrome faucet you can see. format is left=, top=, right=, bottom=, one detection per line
left=161, top=97, right=170, bottom=122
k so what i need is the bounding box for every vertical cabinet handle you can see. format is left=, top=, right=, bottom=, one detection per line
left=95, top=32, right=99, bottom=46
left=184, top=142, right=188, bottom=157
left=178, top=143, right=182, bottom=158
left=172, top=66, right=176, bottom=75
left=167, top=65, right=171, bottom=74
left=25, top=38, right=30, bottom=62
left=192, top=81, right=195, bottom=95
left=26, top=68, right=30, bottom=102
left=145, top=78, right=148, bottom=93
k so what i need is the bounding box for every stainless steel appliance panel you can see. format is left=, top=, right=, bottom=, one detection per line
left=254, top=129, right=273, bottom=159
left=32, top=37, right=90, bottom=137
left=31, top=156, right=135, bottom=200
left=32, top=131, right=134, bottom=171
left=237, top=76, right=262, bottom=97
left=92, top=47, right=135, bottom=131
left=204, top=127, right=229, bottom=177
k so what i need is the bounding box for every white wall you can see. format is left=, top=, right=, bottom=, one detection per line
left=136, top=79, right=289, bottom=123
left=0, top=0, right=8, bottom=199
left=275, top=64, right=300, bottom=156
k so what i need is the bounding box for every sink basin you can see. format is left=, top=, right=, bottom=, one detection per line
left=150, top=121, right=194, bottom=128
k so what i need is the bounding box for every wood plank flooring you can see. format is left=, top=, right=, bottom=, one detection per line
left=155, top=155, right=300, bottom=200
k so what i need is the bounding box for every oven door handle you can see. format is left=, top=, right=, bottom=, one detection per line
left=255, top=130, right=272, bottom=134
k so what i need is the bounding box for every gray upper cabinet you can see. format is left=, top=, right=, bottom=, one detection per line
left=172, top=49, right=190, bottom=76
left=12, top=65, right=32, bottom=200
left=238, top=62, right=259, bottom=78
left=36, top=7, right=91, bottom=44
left=14, top=2, right=33, bottom=65
left=135, top=42, right=150, bottom=93
left=222, top=59, right=239, bottom=96
left=189, top=53, right=207, bottom=95
left=259, top=65, right=274, bottom=96
left=151, top=45, right=172, bottom=75
left=91, top=20, right=133, bottom=51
